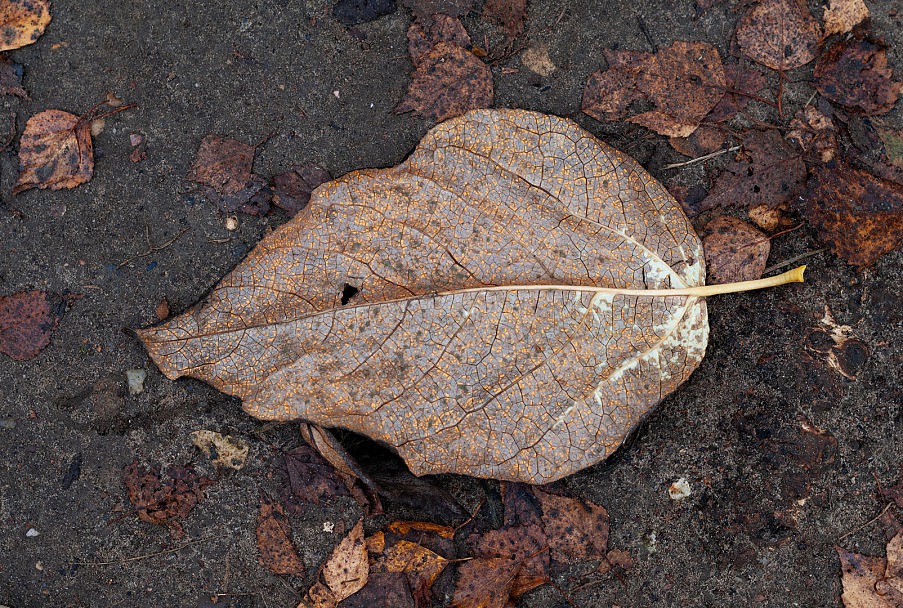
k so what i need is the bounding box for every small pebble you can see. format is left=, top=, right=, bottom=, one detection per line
left=224, top=216, right=239, bottom=231
left=323, top=521, right=335, bottom=533
left=35, top=561, right=44, bottom=571
left=125, top=369, right=147, bottom=395
left=0, top=417, right=15, bottom=429
left=26, top=528, right=39, bottom=537
left=668, top=477, right=692, bottom=500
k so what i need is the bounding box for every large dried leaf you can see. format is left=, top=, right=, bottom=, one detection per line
left=0, top=0, right=51, bottom=52
left=735, top=0, right=822, bottom=71
left=139, top=109, right=709, bottom=484
left=837, top=534, right=903, bottom=608
left=14, top=110, right=94, bottom=194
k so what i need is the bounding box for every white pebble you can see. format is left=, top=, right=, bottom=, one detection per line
left=26, top=528, right=40, bottom=537
left=668, top=477, right=692, bottom=500
left=126, top=369, right=147, bottom=395
left=323, top=521, right=335, bottom=533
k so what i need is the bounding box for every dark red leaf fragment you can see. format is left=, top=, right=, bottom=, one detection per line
left=122, top=460, right=213, bottom=538
left=271, top=165, right=331, bottom=215
left=0, top=53, right=27, bottom=98
left=187, top=135, right=270, bottom=214
left=0, top=290, right=70, bottom=361
left=482, top=0, right=526, bottom=40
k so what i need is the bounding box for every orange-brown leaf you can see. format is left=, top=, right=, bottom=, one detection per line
left=0, top=0, right=51, bottom=52
left=701, top=216, right=770, bottom=285
left=735, top=0, right=822, bottom=71
left=14, top=110, right=94, bottom=194
left=451, top=557, right=520, bottom=608
left=257, top=493, right=306, bottom=576
left=533, top=489, right=609, bottom=563
left=322, top=519, right=369, bottom=601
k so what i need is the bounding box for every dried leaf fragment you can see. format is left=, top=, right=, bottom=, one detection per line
left=823, top=0, right=869, bottom=37
left=257, top=493, right=306, bottom=576
left=406, top=14, right=471, bottom=66
left=534, top=489, right=609, bottom=563
left=14, top=110, right=93, bottom=194
left=190, top=430, right=249, bottom=470
left=122, top=460, right=213, bottom=538
left=0, top=290, right=69, bottom=361
left=706, top=65, right=767, bottom=123
left=815, top=38, right=902, bottom=116
left=138, top=109, right=710, bottom=484
left=0, top=0, right=51, bottom=52
left=301, top=519, right=368, bottom=608
left=451, top=557, right=520, bottom=608
left=187, top=135, right=269, bottom=214
left=800, top=163, right=903, bottom=268
left=735, top=0, right=822, bottom=71
left=0, top=54, right=27, bottom=98
left=482, top=0, right=526, bottom=40
left=786, top=105, right=837, bottom=163
left=837, top=534, right=903, bottom=608
left=702, top=216, right=770, bottom=284
left=272, top=165, right=331, bottom=215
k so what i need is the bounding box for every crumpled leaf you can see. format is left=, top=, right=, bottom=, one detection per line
left=786, top=105, right=837, bottom=163
left=735, top=0, right=822, bottom=71
left=0, top=290, right=70, bottom=361
left=0, top=0, right=51, bottom=52
left=701, top=216, right=770, bottom=284
left=122, top=460, right=213, bottom=538
left=187, top=135, right=270, bottom=214
left=815, top=37, right=902, bottom=116
left=300, top=519, right=368, bottom=608
left=0, top=54, right=27, bottom=98
left=257, top=493, right=306, bottom=576
left=823, top=0, right=869, bottom=37
left=138, top=109, right=710, bottom=485
left=583, top=41, right=726, bottom=137
left=14, top=110, right=94, bottom=194
left=799, top=163, right=903, bottom=268
left=190, top=429, right=249, bottom=470
left=837, top=533, right=903, bottom=608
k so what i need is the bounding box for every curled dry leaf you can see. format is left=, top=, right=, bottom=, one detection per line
left=300, top=519, right=368, bottom=608
left=0, top=0, right=51, bottom=52
left=257, top=493, right=306, bottom=576
left=14, top=110, right=93, bottom=194
left=800, top=163, right=903, bottom=268
left=138, top=109, right=805, bottom=484
left=0, top=290, right=70, bottom=361
left=735, top=0, right=822, bottom=71
left=815, top=38, right=902, bottom=116
left=701, top=216, right=770, bottom=284
left=583, top=41, right=726, bottom=137
left=823, top=0, right=869, bottom=37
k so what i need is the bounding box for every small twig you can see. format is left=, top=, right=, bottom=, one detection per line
left=663, top=145, right=740, bottom=170
left=763, top=249, right=824, bottom=275
left=839, top=503, right=894, bottom=540
left=116, top=228, right=189, bottom=269
left=635, top=13, right=657, bottom=53
left=72, top=536, right=214, bottom=566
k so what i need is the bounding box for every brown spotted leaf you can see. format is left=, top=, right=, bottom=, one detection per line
left=188, top=135, right=269, bottom=214
left=822, top=0, right=869, bottom=37
left=257, top=493, right=306, bottom=576
left=14, top=110, right=94, bottom=194
left=406, top=15, right=471, bottom=67
left=735, top=0, right=822, bottom=71
left=533, top=489, right=609, bottom=564
left=395, top=42, right=493, bottom=122
left=701, top=216, right=770, bottom=284
left=0, top=290, right=69, bottom=361
left=815, top=38, right=902, bottom=116
left=122, top=460, right=213, bottom=539
left=0, top=0, right=51, bottom=52
left=786, top=105, right=837, bottom=163
left=799, top=163, right=903, bottom=269
left=451, top=557, right=520, bottom=608
left=138, top=109, right=711, bottom=485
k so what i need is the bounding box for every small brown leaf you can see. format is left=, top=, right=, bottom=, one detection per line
left=0, top=0, right=51, bottom=52
left=257, top=493, right=306, bottom=576
left=581, top=50, right=647, bottom=122
left=474, top=524, right=549, bottom=598
left=14, top=110, right=94, bottom=194
left=122, top=460, right=213, bottom=538
left=0, top=54, right=27, bottom=98
left=735, top=0, right=822, bottom=71
left=800, top=163, right=903, bottom=268
left=187, top=135, right=269, bottom=214
left=154, top=297, right=170, bottom=321
left=379, top=540, right=449, bottom=590
left=786, top=105, right=837, bottom=163
left=305, top=519, right=368, bottom=606
left=701, top=130, right=806, bottom=211
left=520, top=44, right=555, bottom=77
left=0, top=290, right=69, bottom=361
left=406, top=14, right=471, bottom=67
left=815, top=38, right=902, bottom=116
left=482, top=0, right=526, bottom=40
left=272, top=165, right=331, bottom=215
left=533, top=489, right=609, bottom=564
left=823, top=0, right=869, bottom=38
left=395, top=42, right=493, bottom=122
left=702, top=216, right=770, bottom=284
left=451, top=557, right=520, bottom=608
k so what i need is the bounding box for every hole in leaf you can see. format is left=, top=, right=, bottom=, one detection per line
left=340, top=283, right=359, bottom=305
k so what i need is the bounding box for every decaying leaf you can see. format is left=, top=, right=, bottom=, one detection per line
left=815, top=38, right=902, bottom=116
left=701, top=130, right=806, bottom=211
left=786, top=105, right=837, bottom=163
left=533, top=488, right=609, bottom=563
left=139, top=109, right=804, bottom=484
left=396, top=41, right=493, bottom=122
left=482, top=0, right=526, bottom=40
left=190, top=429, right=249, bottom=470
left=837, top=533, right=903, bottom=608
left=257, top=493, right=306, bottom=576
left=406, top=14, right=472, bottom=66
left=14, top=110, right=94, bottom=194
left=520, top=44, right=555, bottom=77
left=473, top=524, right=549, bottom=597
left=0, top=290, right=70, bottom=361
left=283, top=443, right=352, bottom=507
left=272, top=165, right=331, bottom=215
left=0, top=54, right=27, bottom=98
left=823, top=0, right=869, bottom=37
left=799, top=163, right=903, bottom=268
left=451, top=557, right=520, bottom=608
left=735, top=0, right=822, bottom=71
left=122, top=460, right=213, bottom=538
left=705, top=64, right=767, bottom=123
left=188, top=135, right=270, bottom=214
left=0, top=0, right=51, bottom=52
left=702, top=216, right=770, bottom=284
left=669, top=124, right=732, bottom=158
left=300, top=519, right=368, bottom=608
left=583, top=41, right=726, bottom=137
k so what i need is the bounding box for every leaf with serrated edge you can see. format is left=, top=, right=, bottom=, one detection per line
left=139, top=109, right=804, bottom=484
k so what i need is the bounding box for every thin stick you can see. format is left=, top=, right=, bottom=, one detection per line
left=72, top=536, right=213, bottom=566
left=442, top=266, right=806, bottom=299
left=117, top=228, right=189, bottom=269
left=763, top=250, right=823, bottom=275
left=838, top=503, right=894, bottom=540
left=664, top=146, right=740, bottom=169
